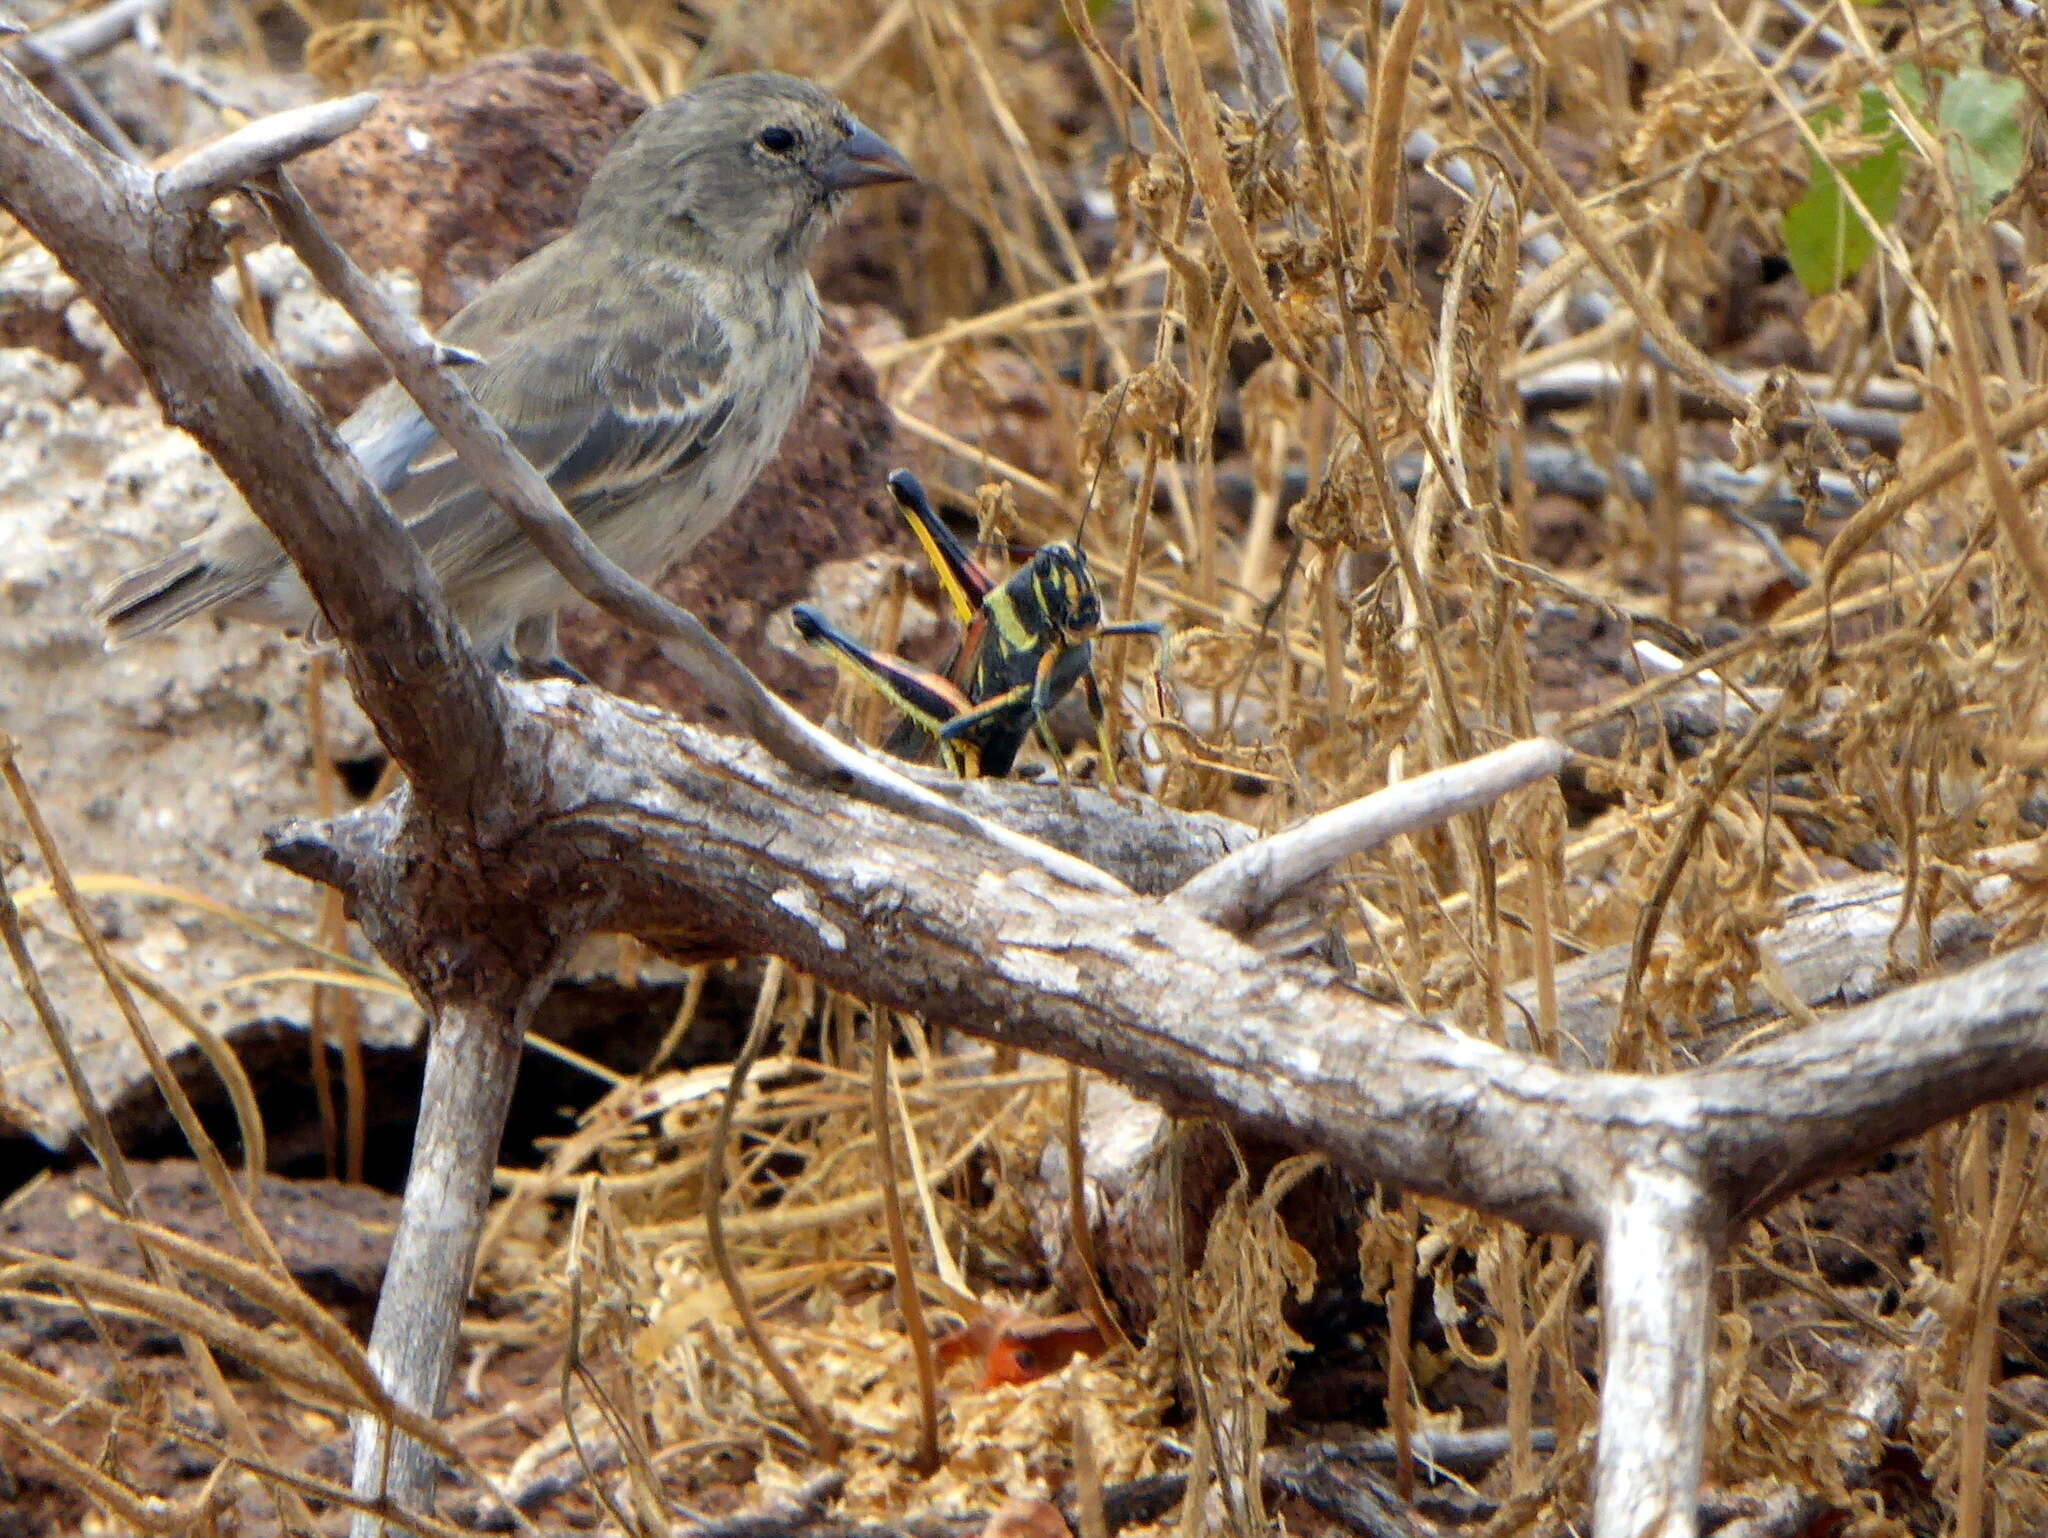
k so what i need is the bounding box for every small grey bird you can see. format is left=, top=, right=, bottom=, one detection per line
left=97, top=72, right=912, bottom=671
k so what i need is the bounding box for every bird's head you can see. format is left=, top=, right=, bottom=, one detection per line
left=584, top=72, right=913, bottom=274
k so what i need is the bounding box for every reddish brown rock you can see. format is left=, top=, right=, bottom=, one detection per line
left=0, top=1161, right=399, bottom=1337
left=1525, top=490, right=1602, bottom=569
left=882, top=340, right=1073, bottom=495
left=292, top=49, right=647, bottom=326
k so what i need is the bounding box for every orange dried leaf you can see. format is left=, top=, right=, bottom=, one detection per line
left=936, top=1309, right=1109, bottom=1388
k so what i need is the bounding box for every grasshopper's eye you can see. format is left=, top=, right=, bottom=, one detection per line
left=758, top=125, right=799, bottom=154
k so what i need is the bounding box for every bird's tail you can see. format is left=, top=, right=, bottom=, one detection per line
left=94, top=549, right=265, bottom=647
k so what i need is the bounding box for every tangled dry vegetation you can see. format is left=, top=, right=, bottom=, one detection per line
left=5, top=0, right=2048, bottom=1533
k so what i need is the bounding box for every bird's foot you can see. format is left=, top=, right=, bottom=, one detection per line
left=488, top=645, right=590, bottom=685
left=522, top=655, right=591, bottom=685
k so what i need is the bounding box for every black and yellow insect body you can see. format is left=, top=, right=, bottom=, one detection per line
left=793, top=470, right=1165, bottom=779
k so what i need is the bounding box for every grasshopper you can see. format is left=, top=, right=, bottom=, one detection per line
left=793, top=470, right=1165, bottom=780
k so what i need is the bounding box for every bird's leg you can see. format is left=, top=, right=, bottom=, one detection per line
left=509, top=613, right=589, bottom=684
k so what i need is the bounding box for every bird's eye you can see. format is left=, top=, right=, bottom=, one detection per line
left=757, top=125, right=798, bottom=154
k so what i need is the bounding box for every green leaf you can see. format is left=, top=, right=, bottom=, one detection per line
left=1937, top=67, right=2026, bottom=215
left=1781, top=88, right=1909, bottom=294
left=1894, top=62, right=1930, bottom=118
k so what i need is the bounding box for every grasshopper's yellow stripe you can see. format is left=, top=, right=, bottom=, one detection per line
left=984, top=585, right=1039, bottom=654
left=905, top=504, right=980, bottom=628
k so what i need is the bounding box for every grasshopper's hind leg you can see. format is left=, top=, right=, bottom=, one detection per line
left=792, top=603, right=981, bottom=776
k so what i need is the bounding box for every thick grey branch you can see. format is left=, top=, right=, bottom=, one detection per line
left=1693, top=954, right=2048, bottom=1222
left=349, top=996, right=530, bottom=1527
left=1519, top=360, right=1911, bottom=452
left=1595, top=1163, right=1716, bottom=1538
left=1223, top=442, right=1863, bottom=534
left=274, top=689, right=2048, bottom=1247
left=260, top=683, right=2048, bottom=1536
left=272, top=690, right=1623, bottom=1235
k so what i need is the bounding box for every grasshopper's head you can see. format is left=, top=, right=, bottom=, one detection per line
left=1026, top=543, right=1103, bottom=643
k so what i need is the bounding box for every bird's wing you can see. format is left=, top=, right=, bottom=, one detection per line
left=349, top=278, right=737, bottom=591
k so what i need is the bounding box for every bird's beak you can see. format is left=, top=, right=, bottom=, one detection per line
left=818, top=124, right=915, bottom=192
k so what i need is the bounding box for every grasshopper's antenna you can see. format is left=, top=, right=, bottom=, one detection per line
left=1074, top=379, right=1134, bottom=554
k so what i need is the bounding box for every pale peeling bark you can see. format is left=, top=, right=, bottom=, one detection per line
left=349, top=997, right=527, bottom=1524
left=9, top=64, right=2048, bottom=1538
left=1596, top=1163, right=1718, bottom=1538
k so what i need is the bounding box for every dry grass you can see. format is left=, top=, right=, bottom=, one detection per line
left=5, top=0, right=2048, bottom=1531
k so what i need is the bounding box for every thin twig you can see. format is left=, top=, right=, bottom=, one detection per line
left=17, top=41, right=141, bottom=161
left=4, top=0, right=164, bottom=67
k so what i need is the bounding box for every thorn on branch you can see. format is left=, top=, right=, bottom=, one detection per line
left=263, top=819, right=367, bottom=893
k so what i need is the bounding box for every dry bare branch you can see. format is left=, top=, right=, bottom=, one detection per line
left=262, top=688, right=2048, bottom=1533
left=0, top=54, right=518, bottom=826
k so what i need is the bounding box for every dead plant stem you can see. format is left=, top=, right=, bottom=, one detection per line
left=869, top=1008, right=941, bottom=1474
left=703, top=960, right=842, bottom=1462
